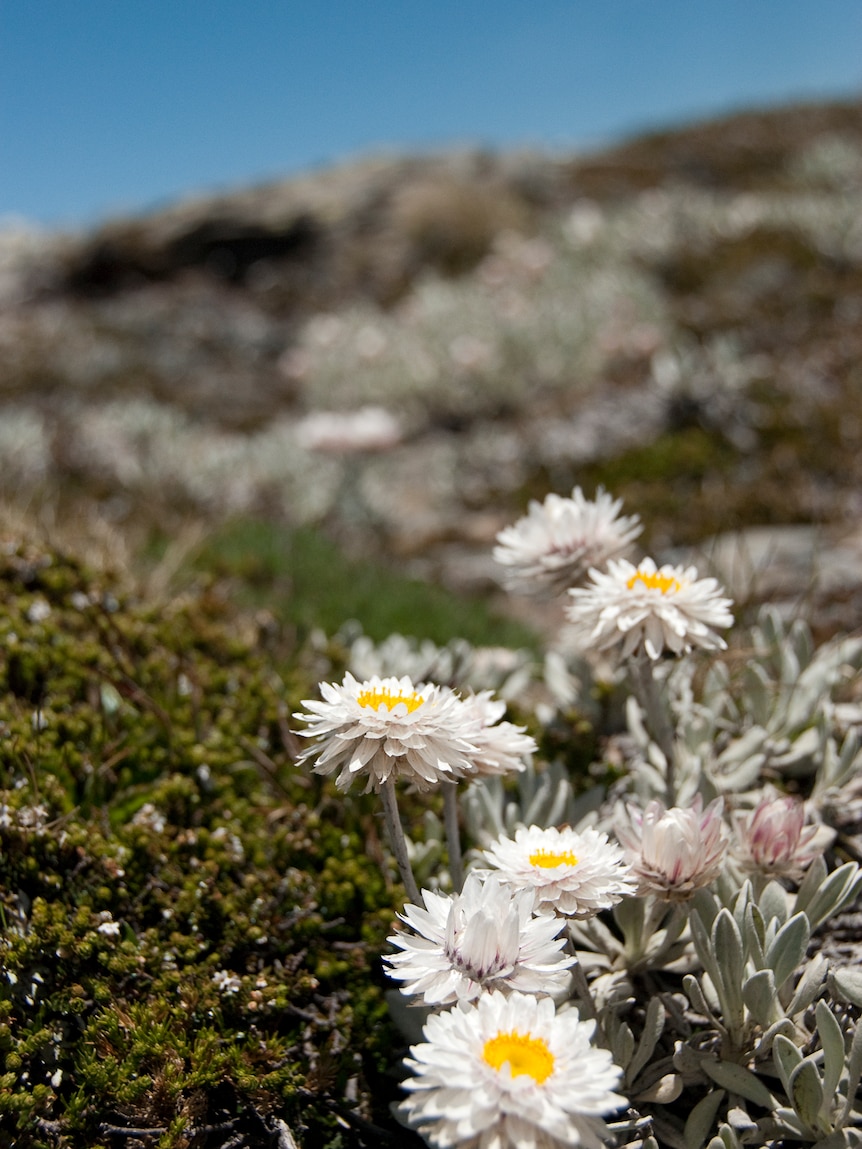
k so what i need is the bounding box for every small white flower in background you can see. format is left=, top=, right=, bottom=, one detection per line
left=96, top=917, right=121, bottom=937
left=493, top=486, right=641, bottom=597
left=212, top=970, right=242, bottom=995
left=616, top=797, right=729, bottom=901
left=731, top=793, right=833, bottom=880
left=566, top=556, right=733, bottom=660
left=384, top=872, right=574, bottom=1006
left=26, top=598, right=51, bottom=623
left=293, top=673, right=478, bottom=793
left=399, top=990, right=625, bottom=1149
left=460, top=691, right=537, bottom=777
left=483, top=825, right=635, bottom=918
left=296, top=406, right=402, bottom=454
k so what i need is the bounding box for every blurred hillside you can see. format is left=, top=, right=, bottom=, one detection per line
left=3, top=98, right=862, bottom=635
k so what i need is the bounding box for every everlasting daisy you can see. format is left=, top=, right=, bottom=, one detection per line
left=385, top=872, right=574, bottom=1005
left=616, top=797, right=728, bottom=901
left=293, top=673, right=478, bottom=793
left=400, top=990, right=625, bottom=1149
left=494, top=486, right=641, bottom=597
left=461, top=691, right=537, bottom=777
left=483, top=825, right=635, bottom=918
left=731, top=793, right=833, bottom=881
left=566, top=556, right=733, bottom=661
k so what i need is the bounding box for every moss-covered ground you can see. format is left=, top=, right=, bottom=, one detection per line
left=0, top=538, right=431, bottom=1148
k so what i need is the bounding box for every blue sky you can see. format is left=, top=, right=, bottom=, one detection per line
left=3, top=1, right=861, bottom=230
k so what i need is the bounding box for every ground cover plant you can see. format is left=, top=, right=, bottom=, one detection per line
left=291, top=487, right=862, bottom=1149
left=6, top=482, right=862, bottom=1147
left=3, top=99, right=862, bottom=1148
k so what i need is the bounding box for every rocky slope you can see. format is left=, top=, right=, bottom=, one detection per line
left=3, top=98, right=862, bottom=635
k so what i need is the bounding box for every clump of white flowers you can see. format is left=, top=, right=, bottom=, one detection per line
left=295, top=485, right=862, bottom=1149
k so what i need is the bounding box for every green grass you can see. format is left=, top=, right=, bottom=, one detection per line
left=186, top=518, right=539, bottom=650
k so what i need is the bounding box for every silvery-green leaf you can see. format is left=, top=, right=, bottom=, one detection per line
left=765, top=912, right=810, bottom=990
left=789, top=953, right=829, bottom=1015
left=731, top=881, right=753, bottom=937
left=790, top=1058, right=826, bottom=1133
left=796, top=854, right=829, bottom=910
left=779, top=641, right=802, bottom=688
left=771, top=725, right=822, bottom=777
left=690, top=910, right=720, bottom=984
left=613, top=887, right=646, bottom=938
left=840, top=1017, right=862, bottom=1125
left=713, top=909, right=745, bottom=1031
left=713, top=755, right=766, bottom=791
left=744, top=898, right=766, bottom=952
left=815, top=1001, right=846, bottom=1123
left=759, top=879, right=791, bottom=928
left=837, top=729, right=861, bottom=784
left=684, top=973, right=715, bottom=1021
left=773, top=1106, right=813, bottom=1139
left=626, top=693, right=649, bottom=748
left=684, top=1089, right=726, bottom=1149
left=543, top=776, right=575, bottom=827
left=831, top=966, right=862, bottom=1009
left=634, top=1073, right=681, bottom=1103
left=743, top=969, right=780, bottom=1028
left=773, top=1033, right=804, bottom=1094
left=759, top=1016, right=797, bottom=1055
left=627, top=995, right=666, bottom=1084
left=611, top=1020, right=636, bottom=1070
left=742, top=663, right=772, bottom=727
left=789, top=618, right=815, bottom=671
left=811, top=1132, right=862, bottom=1149
left=702, top=1059, right=779, bottom=1109
left=693, top=886, right=721, bottom=927
left=704, top=658, right=730, bottom=702
left=726, top=1107, right=757, bottom=1135
left=799, top=863, right=862, bottom=933
left=714, top=726, right=769, bottom=784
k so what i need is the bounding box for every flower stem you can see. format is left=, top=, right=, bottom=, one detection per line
left=379, top=777, right=421, bottom=904
left=631, top=657, right=677, bottom=806
left=442, top=782, right=464, bottom=893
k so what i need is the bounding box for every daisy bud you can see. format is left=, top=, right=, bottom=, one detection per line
left=616, top=797, right=729, bottom=901
left=731, top=793, right=833, bottom=880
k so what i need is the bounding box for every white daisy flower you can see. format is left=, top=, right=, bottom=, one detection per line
left=384, top=871, right=574, bottom=1005
left=293, top=673, right=478, bottom=793
left=616, top=797, right=729, bottom=901
left=483, top=825, right=635, bottom=918
left=461, top=691, right=537, bottom=777
left=400, top=990, right=625, bottom=1149
left=565, top=556, right=733, bottom=661
left=494, top=486, right=641, bottom=597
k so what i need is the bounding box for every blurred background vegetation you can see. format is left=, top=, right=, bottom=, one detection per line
left=2, top=99, right=862, bottom=1146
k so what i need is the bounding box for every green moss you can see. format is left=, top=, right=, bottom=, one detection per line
left=181, top=517, right=538, bottom=650
left=0, top=541, right=415, bottom=1148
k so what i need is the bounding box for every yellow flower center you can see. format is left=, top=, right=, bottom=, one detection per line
left=483, top=1031, right=555, bottom=1083
left=356, top=688, right=424, bottom=714
left=627, top=569, right=682, bottom=595
left=529, top=849, right=578, bottom=869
